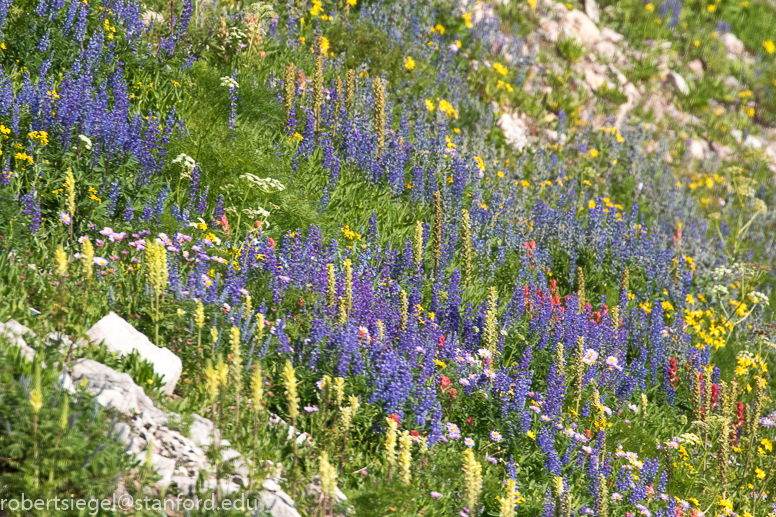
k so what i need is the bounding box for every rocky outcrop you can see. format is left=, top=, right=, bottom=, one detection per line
left=86, top=312, right=182, bottom=396
left=0, top=319, right=36, bottom=361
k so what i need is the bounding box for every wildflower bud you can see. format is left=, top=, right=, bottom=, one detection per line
left=229, top=326, right=243, bottom=383
left=577, top=267, right=585, bottom=314
left=243, top=294, right=252, bottom=319
left=339, top=406, right=354, bottom=435
left=195, top=301, right=205, bottom=329
left=500, top=478, right=517, bottom=517
left=283, top=62, right=296, bottom=125
left=718, top=417, right=731, bottom=493
left=400, top=289, right=408, bottom=331
left=256, top=313, right=265, bottom=343
left=65, top=168, right=76, bottom=217
left=29, top=389, right=43, bottom=414
left=461, top=209, right=473, bottom=286
left=327, top=263, right=336, bottom=309
left=610, top=304, right=619, bottom=328
left=344, top=259, right=353, bottom=316
left=595, top=474, right=608, bottom=517
left=281, top=360, right=299, bottom=421
left=313, top=34, right=324, bottom=134
left=413, top=221, right=424, bottom=269
left=398, top=429, right=412, bottom=485
left=210, top=326, right=218, bottom=347
left=251, top=366, right=263, bottom=412
left=573, top=336, right=585, bottom=413
left=320, top=375, right=332, bottom=406
left=640, top=392, right=648, bottom=424
left=418, top=436, right=428, bottom=454
left=82, top=237, right=94, bottom=280
left=338, top=296, right=348, bottom=326
left=333, top=377, right=345, bottom=407
left=54, top=245, right=68, bottom=276
left=59, top=394, right=69, bottom=431
left=319, top=451, right=337, bottom=498
left=145, top=241, right=169, bottom=297
left=620, top=267, right=630, bottom=297
left=345, top=69, right=355, bottom=114
left=484, top=287, right=499, bottom=356
left=334, top=76, right=344, bottom=134
left=385, top=417, right=398, bottom=468
left=373, top=78, right=386, bottom=156
left=376, top=320, right=385, bottom=341
left=462, top=448, right=483, bottom=512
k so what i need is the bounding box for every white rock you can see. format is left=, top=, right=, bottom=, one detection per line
left=731, top=129, right=743, bottom=143
left=113, top=422, right=133, bottom=445
left=0, top=320, right=36, bottom=361
left=594, top=40, right=617, bottom=60
left=584, top=0, right=599, bottom=23
left=744, top=135, right=764, bottom=149
left=688, top=59, right=704, bottom=78
left=599, top=27, right=624, bottom=43
left=539, top=17, right=561, bottom=43
left=497, top=112, right=529, bottom=151
left=722, top=33, right=745, bottom=56
left=724, top=76, right=741, bottom=90
left=86, top=312, right=182, bottom=396
left=665, top=71, right=689, bottom=96
left=189, top=414, right=218, bottom=446
left=583, top=66, right=609, bottom=91
left=562, top=10, right=600, bottom=46
left=687, top=139, right=709, bottom=160
left=712, top=142, right=734, bottom=161
left=257, top=479, right=301, bottom=517
left=136, top=451, right=176, bottom=488
left=71, top=358, right=168, bottom=423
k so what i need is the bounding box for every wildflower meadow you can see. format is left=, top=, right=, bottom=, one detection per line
left=1, top=0, right=776, bottom=515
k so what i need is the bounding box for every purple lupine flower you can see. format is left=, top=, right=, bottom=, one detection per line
left=21, top=189, right=41, bottom=233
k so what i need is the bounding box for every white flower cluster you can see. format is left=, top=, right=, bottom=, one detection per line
left=748, top=291, right=770, bottom=306
left=710, top=284, right=729, bottom=297
left=78, top=134, right=93, bottom=150
left=172, top=153, right=196, bottom=170
left=239, top=173, right=285, bottom=193
left=220, top=76, right=240, bottom=89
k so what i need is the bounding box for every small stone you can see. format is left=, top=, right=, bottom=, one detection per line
left=665, top=71, right=689, bottom=96
left=688, top=59, right=704, bottom=78
left=722, top=33, right=745, bottom=56
left=562, top=9, right=600, bottom=46
left=584, top=0, right=600, bottom=23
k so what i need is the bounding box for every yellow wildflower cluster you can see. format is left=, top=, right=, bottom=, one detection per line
left=341, top=225, right=361, bottom=241
left=28, top=130, right=49, bottom=146
left=496, top=79, right=513, bottom=92
left=599, top=125, right=625, bottom=143
left=735, top=351, right=768, bottom=377
left=492, top=63, right=508, bottom=76
left=684, top=306, right=732, bottom=349
left=438, top=99, right=458, bottom=119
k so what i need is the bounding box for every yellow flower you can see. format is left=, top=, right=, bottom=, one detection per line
left=589, top=149, right=598, bottom=157
left=475, top=156, right=485, bottom=171
left=432, top=24, right=445, bottom=35
left=707, top=4, right=716, bottom=12
left=527, top=430, right=536, bottom=439
left=438, top=99, right=458, bottom=119
left=462, top=12, right=473, bottom=29
left=693, top=40, right=700, bottom=47
left=425, top=99, right=435, bottom=111
left=528, top=0, right=536, bottom=9
left=321, top=36, right=330, bottom=55
left=492, top=63, right=508, bottom=76
left=588, top=200, right=596, bottom=210
left=404, top=57, right=416, bottom=70
left=765, top=40, right=776, bottom=54
left=645, top=2, right=654, bottom=10
left=756, top=467, right=766, bottom=479
left=348, top=0, right=356, bottom=5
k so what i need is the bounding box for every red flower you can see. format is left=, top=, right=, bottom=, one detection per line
left=388, top=413, right=401, bottom=425
left=219, top=214, right=231, bottom=237
left=439, top=375, right=452, bottom=392
left=447, top=388, right=457, bottom=401
left=467, top=417, right=474, bottom=425
left=268, top=237, right=276, bottom=248
left=584, top=429, right=592, bottom=439
left=410, top=430, right=419, bottom=438
left=438, top=335, right=446, bottom=349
